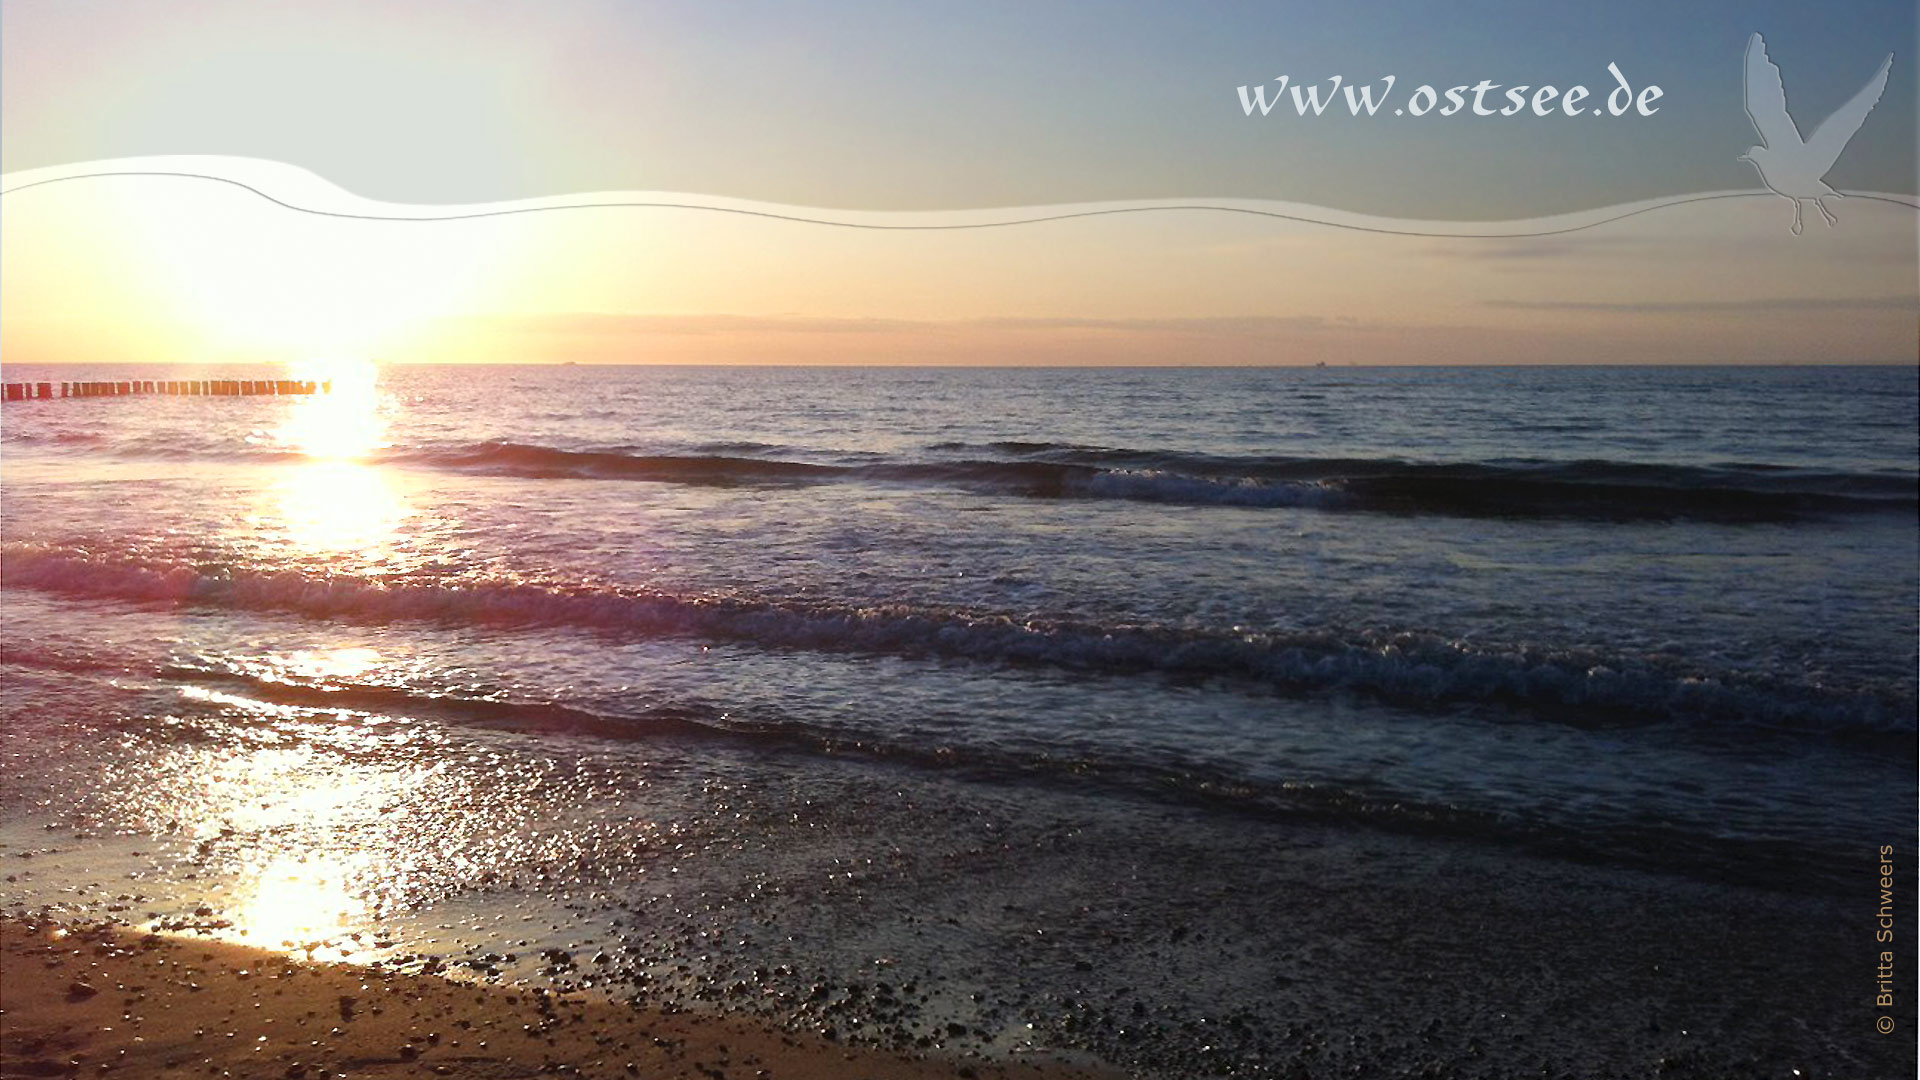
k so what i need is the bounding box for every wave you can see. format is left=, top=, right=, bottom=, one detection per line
left=389, top=443, right=1340, bottom=508
left=390, top=442, right=845, bottom=484
left=13, top=428, right=1910, bottom=520
left=4, top=544, right=1909, bottom=738
left=401, top=441, right=1916, bottom=520
left=1, top=431, right=110, bottom=447
left=56, top=659, right=1859, bottom=892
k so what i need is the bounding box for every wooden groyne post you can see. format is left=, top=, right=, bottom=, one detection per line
left=1, top=379, right=330, bottom=402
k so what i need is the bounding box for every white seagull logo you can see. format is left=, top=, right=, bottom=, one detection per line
left=1740, top=33, right=1893, bottom=234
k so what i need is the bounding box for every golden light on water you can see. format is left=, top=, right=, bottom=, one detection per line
left=224, top=358, right=432, bottom=565
left=274, top=461, right=410, bottom=560
left=146, top=731, right=428, bottom=961
left=285, top=646, right=385, bottom=682
left=233, top=854, right=367, bottom=957
left=279, top=357, right=386, bottom=460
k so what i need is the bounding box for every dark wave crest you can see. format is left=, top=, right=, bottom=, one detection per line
left=5, top=544, right=1909, bottom=739
left=394, top=442, right=1920, bottom=521
left=17, top=433, right=1914, bottom=521
left=390, top=442, right=844, bottom=484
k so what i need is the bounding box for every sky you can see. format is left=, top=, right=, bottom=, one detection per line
left=1, top=1, right=1915, bottom=365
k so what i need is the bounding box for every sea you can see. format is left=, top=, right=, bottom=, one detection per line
left=1, top=363, right=1915, bottom=1078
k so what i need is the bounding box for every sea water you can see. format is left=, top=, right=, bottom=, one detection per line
left=2, top=363, right=1914, bottom=1076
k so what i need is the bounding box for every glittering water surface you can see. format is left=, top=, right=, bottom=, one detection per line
left=2, top=364, right=1914, bottom=1076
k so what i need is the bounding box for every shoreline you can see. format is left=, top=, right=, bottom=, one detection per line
left=0, top=916, right=1116, bottom=1080
left=4, top=810, right=1909, bottom=1079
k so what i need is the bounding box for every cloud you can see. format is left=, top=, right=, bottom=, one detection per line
left=1427, top=235, right=1662, bottom=261
left=411, top=311, right=1477, bottom=366
left=965, top=315, right=1352, bottom=333
left=480, top=313, right=927, bottom=337
left=469, top=313, right=1384, bottom=337
left=1482, top=295, right=1920, bottom=313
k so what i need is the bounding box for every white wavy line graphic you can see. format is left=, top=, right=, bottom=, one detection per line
left=3, top=156, right=1916, bottom=238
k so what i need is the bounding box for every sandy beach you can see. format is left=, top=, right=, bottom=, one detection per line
left=0, top=917, right=1112, bottom=1080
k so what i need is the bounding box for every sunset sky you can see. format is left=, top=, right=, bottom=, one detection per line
left=2, top=0, right=1914, bottom=366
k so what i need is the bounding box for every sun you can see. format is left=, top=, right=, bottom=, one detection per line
left=116, top=175, right=492, bottom=360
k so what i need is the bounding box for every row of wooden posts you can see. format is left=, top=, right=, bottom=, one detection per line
left=2, top=379, right=332, bottom=401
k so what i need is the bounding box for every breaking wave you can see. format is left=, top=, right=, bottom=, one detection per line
left=400, top=441, right=1918, bottom=520
left=4, top=543, right=1909, bottom=738
left=29, top=434, right=1912, bottom=521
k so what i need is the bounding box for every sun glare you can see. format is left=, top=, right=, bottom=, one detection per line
left=275, top=461, right=410, bottom=560
left=232, top=854, right=368, bottom=957
left=285, top=646, right=385, bottom=682
left=278, top=357, right=386, bottom=459
left=118, top=179, right=494, bottom=359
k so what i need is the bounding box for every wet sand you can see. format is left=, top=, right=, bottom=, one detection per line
left=0, top=917, right=1113, bottom=1080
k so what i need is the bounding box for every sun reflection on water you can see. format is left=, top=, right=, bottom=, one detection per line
left=257, top=359, right=423, bottom=564
left=232, top=854, right=369, bottom=958
left=145, top=735, right=426, bottom=961
left=278, top=358, right=387, bottom=461
left=285, top=646, right=385, bottom=682
left=274, top=461, right=410, bottom=560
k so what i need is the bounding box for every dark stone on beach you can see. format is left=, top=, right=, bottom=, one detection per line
left=67, top=980, right=99, bottom=998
